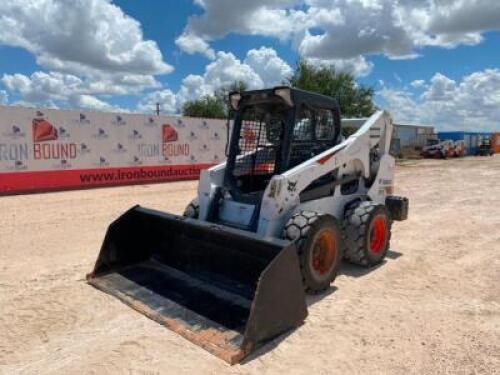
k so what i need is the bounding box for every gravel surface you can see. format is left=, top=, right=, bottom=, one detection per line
left=1, top=156, right=499, bottom=374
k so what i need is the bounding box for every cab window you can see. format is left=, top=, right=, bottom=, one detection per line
left=293, top=106, right=314, bottom=141
left=315, top=109, right=335, bottom=140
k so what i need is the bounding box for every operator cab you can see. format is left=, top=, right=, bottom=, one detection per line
left=224, top=86, right=342, bottom=204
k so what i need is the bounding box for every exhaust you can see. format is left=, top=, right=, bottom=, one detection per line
left=87, top=206, right=307, bottom=364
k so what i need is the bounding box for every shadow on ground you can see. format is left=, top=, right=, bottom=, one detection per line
left=241, top=249, right=403, bottom=364
left=340, top=249, right=402, bottom=278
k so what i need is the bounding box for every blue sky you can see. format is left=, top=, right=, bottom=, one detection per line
left=0, top=0, right=499, bottom=130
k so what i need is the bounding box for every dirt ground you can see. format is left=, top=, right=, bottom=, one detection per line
left=1, top=156, right=499, bottom=375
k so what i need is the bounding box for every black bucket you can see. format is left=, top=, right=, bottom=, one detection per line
left=87, top=206, right=307, bottom=364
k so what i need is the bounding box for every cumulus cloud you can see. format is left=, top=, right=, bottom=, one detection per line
left=306, top=56, right=374, bottom=77
left=175, top=33, right=216, bottom=60
left=140, top=47, right=293, bottom=114
left=177, top=0, right=299, bottom=42
left=137, top=89, right=178, bottom=114
left=410, top=80, right=427, bottom=89
left=244, top=47, right=293, bottom=86
left=176, top=0, right=500, bottom=71
left=69, top=94, right=123, bottom=112
left=377, top=69, right=500, bottom=131
left=2, top=72, right=83, bottom=107
left=176, top=49, right=292, bottom=105
left=203, top=52, right=264, bottom=90
left=426, top=0, right=500, bottom=35
left=0, top=0, right=172, bottom=110
left=1, top=70, right=153, bottom=110
left=0, top=0, right=172, bottom=76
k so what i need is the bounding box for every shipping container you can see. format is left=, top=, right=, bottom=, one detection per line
left=437, top=131, right=493, bottom=155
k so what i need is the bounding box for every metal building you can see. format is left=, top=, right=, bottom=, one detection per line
left=393, top=123, right=434, bottom=147
left=343, top=118, right=434, bottom=148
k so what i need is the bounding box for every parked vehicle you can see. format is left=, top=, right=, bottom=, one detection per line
left=453, top=140, right=466, bottom=157
left=476, top=137, right=494, bottom=156
left=421, top=138, right=454, bottom=158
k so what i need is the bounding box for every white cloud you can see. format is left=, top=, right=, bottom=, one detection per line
left=140, top=47, right=293, bottom=113
left=176, top=0, right=500, bottom=72
left=69, top=94, right=122, bottom=112
left=244, top=47, right=293, bottom=86
left=203, top=52, right=264, bottom=90
left=377, top=69, right=500, bottom=131
left=176, top=49, right=292, bottom=105
left=175, top=33, right=216, bottom=60
left=410, top=80, right=426, bottom=89
left=176, top=75, right=214, bottom=107
left=0, top=90, right=9, bottom=105
left=177, top=0, right=299, bottom=42
left=137, top=89, right=178, bottom=114
left=0, top=0, right=171, bottom=109
left=421, top=73, right=457, bottom=101
left=427, top=0, right=500, bottom=35
left=0, top=0, right=172, bottom=76
left=305, top=56, right=374, bottom=77
left=1, top=71, right=145, bottom=110
left=2, top=72, right=82, bottom=107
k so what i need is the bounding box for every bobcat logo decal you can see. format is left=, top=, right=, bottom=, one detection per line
left=287, top=180, right=298, bottom=193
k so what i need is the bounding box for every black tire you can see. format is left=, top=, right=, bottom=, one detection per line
left=343, top=201, right=392, bottom=267
left=183, top=198, right=199, bottom=218
left=283, top=211, right=343, bottom=294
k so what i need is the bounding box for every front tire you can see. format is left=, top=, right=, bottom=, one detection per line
left=343, top=201, right=391, bottom=267
left=283, top=211, right=343, bottom=294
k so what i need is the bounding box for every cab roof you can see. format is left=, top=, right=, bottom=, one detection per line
left=239, top=86, right=340, bottom=112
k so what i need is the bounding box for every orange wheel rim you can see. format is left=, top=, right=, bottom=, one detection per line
left=312, top=230, right=337, bottom=275
left=370, top=215, right=387, bottom=254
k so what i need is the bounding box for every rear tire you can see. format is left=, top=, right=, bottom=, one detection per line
left=283, top=211, right=343, bottom=294
left=343, top=201, right=391, bottom=267
left=183, top=198, right=199, bottom=218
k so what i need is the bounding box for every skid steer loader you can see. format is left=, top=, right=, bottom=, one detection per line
left=87, top=87, right=409, bottom=364
left=421, top=138, right=454, bottom=158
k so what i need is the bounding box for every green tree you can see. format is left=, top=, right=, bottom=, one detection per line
left=182, top=81, right=248, bottom=119
left=288, top=60, right=375, bottom=117
left=215, top=80, right=248, bottom=100
left=215, top=80, right=248, bottom=116
left=182, top=95, right=226, bottom=119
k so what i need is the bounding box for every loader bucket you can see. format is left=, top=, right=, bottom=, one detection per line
left=87, top=206, right=307, bottom=364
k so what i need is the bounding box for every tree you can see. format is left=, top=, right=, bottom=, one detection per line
left=182, top=81, right=248, bottom=119
left=215, top=80, right=248, bottom=102
left=182, top=95, right=226, bottom=119
left=288, top=60, right=376, bottom=118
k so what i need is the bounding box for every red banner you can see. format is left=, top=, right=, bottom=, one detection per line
left=0, top=164, right=214, bottom=195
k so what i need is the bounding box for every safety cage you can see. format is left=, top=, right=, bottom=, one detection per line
left=225, top=87, right=342, bottom=199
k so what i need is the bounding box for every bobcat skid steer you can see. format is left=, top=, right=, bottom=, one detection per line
left=453, top=140, right=466, bottom=157
left=421, top=138, right=455, bottom=158
left=87, top=87, right=408, bottom=364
